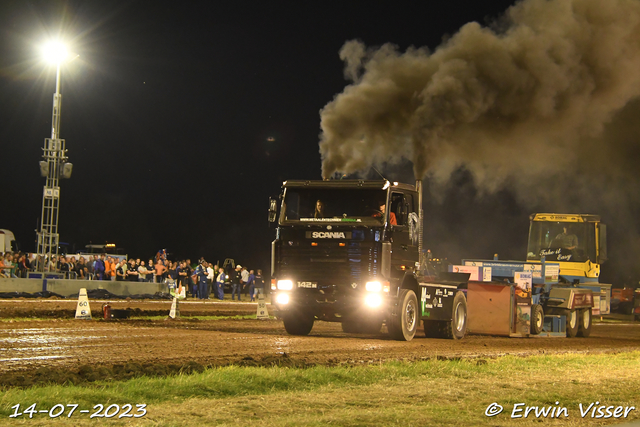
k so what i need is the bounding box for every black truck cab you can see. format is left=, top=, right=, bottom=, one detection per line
left=269, top=179, right=466, bottom=341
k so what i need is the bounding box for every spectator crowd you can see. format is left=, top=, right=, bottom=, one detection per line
left=1, top=250, right=265, bottom=301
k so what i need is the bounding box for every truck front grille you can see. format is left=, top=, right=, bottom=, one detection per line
left=279, top=241, right=379, bottom=285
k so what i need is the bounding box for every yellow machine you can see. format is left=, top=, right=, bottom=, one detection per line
left=526, top=213, right=607, bottom=283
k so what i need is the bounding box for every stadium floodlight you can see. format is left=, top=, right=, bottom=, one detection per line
left=42, top=40, right=68, bottom=65
left=36, top=38, right=75, bottom=272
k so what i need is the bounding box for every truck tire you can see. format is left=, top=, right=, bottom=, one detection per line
left=423, top=320, right=444, bottom=338
left=577, top=308, right=592, bottom=338
left=283, top=311, right=314, bottom=336
left=443, top=291, right=467, bottom=340
left=564, top=309, right=579, bottom=338
left=388, top=289, right=418, bottom=341
left=530, top=304, right=544, bottom=335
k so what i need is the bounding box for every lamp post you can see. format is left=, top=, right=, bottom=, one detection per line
left=36, top=41, right=73, bottom=272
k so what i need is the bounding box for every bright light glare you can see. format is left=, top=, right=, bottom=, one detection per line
left=277, top=280, right=293, bottom=290
left=275, top=293, right=290, bottom=304
left=42, top=41, right=68, bottom=64
left=365, top=281, right=382, bottom=292
left=365, top=294, right=382, bottom=308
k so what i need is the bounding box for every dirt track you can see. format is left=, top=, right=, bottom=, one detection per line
left=1, top=298, right=639, bottom=388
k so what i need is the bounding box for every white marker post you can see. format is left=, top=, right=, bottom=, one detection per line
left=75, top=288, right=92, bottom=320
left=256, top=293, right=269, bottom=319
left=169, top=297, right=180, bottom=319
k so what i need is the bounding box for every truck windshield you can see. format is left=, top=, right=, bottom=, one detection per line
left=527, top=221, right=591, bottom=263
left=281, top=188, right=387, bottom=224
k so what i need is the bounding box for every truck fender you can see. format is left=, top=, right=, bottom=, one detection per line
left=394, top=272, right=419, bottom=297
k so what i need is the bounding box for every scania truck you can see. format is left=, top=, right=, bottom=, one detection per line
left=268, top=180, right=468, bottom=341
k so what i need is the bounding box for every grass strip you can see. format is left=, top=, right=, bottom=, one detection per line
left=0, top=351, right=638, bottom=426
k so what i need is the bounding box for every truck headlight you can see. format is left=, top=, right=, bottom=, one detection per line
left=366, top=281, right=389, bottom=292
left=366, top=281, right=382, bottom=292
left=275, top=293, right=290, bottom=304
left=365, top=294, right=382, bottom=307
left=277, top=280, right=293, bottom=290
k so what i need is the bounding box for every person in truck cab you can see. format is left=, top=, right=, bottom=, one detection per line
left=373, top=201, right=397, bottom=225
left=314, top=200, right=326, bottom=219
left=554, top=226, right=578, bottom=250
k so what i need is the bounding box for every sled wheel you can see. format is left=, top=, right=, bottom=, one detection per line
left=564, top=309, right=579, bottom=338
left=443, top=291, right=467, bottom=340
left=576, top=308, right=592, bottom=338
left=530, top=304, right=544, bottom=335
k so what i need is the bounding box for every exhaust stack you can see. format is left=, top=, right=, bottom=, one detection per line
left=416, top=179, right=423, bottom=271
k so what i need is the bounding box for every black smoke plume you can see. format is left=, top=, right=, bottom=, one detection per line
left=320, top=0, right=640, bottom=192
left=319, top=0, right=640, bottom=284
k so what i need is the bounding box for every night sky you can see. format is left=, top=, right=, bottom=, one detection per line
left=1, top=0, right=639, bottom=286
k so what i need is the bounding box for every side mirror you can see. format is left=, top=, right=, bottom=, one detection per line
left=598, top=223, right=607, bottom=264
left=268, top=198, right=278, bottom=223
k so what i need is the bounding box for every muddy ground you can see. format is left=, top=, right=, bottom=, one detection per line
left=1, top=298, right=639, bottom=388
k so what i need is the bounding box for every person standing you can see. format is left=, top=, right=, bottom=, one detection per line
left=216, top=267, right=226, bottom=300
left=232, top=264, right=243, bottom=301
left=168, top=261, right=178, bottom=283
left=65, top=256, right=75, bottom=279
left=126, top=259, right=139, bottom=281
left=59, top=256, right=70, bottom=278
left=155, top=259, right=167, bottom=283
left=76, top=257, right=88, bottom=279
left=86, top=255, right=96, bottom=278
left=194, top=261, right=208, bottom=300
left=206, top=262, right=215, bottom=299
left=176, top=261, right=187, bottom=296
left=94, top=255, right=106, bottom=280
left=146, top=259, right=155, bottom=282
left=104, top=257, right=115, bottom=281
left=184, top=259, right=195, bottom=298
left=253, top=269, right=265, bottom=300
left=247, top=269, right=256, bottom=302
left=241, top=266, right=250, bottom=297
left=138, top=260, right=150, bottom=282
left=115, top=260, right=126, bottom=281
left=47, top=255, right=57, bottom=273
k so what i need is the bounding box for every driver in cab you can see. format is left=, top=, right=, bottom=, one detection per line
left=373, top=202, right=397, bottom=225
left=555, top=226, right=578, bottom=250
left=314, top=200, right=326, bottom=219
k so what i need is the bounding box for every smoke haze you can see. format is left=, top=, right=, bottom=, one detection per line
left=319, top=0, right=640, bottom=192
left=319, top=0, right=640, bottom=284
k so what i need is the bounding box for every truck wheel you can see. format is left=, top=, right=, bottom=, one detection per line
left=283, top=312, right=314, bottom=336
left=577, top=308, right=592, bottom=338
left=530, top=304, right=544, bottom=335
left=564, top=309, right=579, bottom=338
left=423, top=320, right=443, bottom=338
left=388, top=289, right=418, bottom=341
left=443, top=291, right=467, bottom=340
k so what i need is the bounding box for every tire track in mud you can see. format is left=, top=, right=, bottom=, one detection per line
left=1, top=300, right=639, bottom=389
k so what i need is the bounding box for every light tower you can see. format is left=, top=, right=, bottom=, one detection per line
left=36, top=41, right=73, bottom=272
